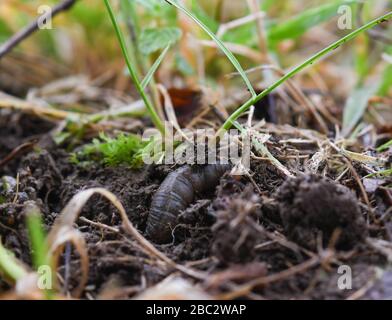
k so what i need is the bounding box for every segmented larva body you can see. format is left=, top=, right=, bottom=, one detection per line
left=146, top=164, right=230, bottom=243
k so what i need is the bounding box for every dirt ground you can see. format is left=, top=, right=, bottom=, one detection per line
left=1, top=110, right=391, bottom=300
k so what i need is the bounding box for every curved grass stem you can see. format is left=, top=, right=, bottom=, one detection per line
left=218, top=11, right=392, bottom=134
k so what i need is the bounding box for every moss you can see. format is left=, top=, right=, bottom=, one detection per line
left=71, top=132, right=148, bottom=168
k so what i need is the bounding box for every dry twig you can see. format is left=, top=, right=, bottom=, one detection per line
left=0, top=0, right=78, bottom=60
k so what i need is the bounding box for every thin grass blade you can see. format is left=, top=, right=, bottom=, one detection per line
left=165, top=0, right=256, bottom=97
left=219, top=11, right=392, bottom=132
left=141, top=45, right=170, bottom=89
left=104, top=0, right=164, bottom=133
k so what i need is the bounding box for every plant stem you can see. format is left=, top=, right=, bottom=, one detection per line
left=25, top=204, right=49, bottom=271
left=219, top=11, right=392, bottom=134
left=121, top=0, right=164, bottom=118
left=165, top=0, right=257, bottom=97
left=104, top=0, right=165, bottom=133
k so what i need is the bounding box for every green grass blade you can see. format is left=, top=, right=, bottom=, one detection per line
left=267, top=1, right=355, bottom=44
left=342, top=82, right=380, bottom=136
left=365, top=168, right=392, bottom=178
left=219, top=11, right=392, bottom=133
left=139, top=27, right=181, bottom=55
left=25, top=204, right=49, bottom=270
left=104, top=0, right=164, bottom=133
left=164, top=0, right=256, bottom=97
left=0, top=241, right=28, bottom=282
left=25, top=203, right=54, bottom=299
left=141, top=45, right=170, bottom=89
left=377, top=139, right=392, bottom=152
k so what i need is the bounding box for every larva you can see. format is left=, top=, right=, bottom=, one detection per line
left=146, top=164, right=231, bottom=243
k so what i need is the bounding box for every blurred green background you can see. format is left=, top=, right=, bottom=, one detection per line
left=0, top=0, right=390, bottom=97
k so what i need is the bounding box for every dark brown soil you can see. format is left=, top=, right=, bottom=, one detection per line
left=212, top=185, right=264, bottom=264
left=0, top=111, right=55, bottom=174
left=0, top=111, right=391, bottom=299
left=277, top=174, right=368, bottom=250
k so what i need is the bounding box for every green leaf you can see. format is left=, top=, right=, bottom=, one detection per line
left=139, top=27, right=182, bottom=55
left=267, top=1, right=356, bottom=44
left=342, top=81, right=380, bottom=136
left=105, top=0, right=164, bottom=133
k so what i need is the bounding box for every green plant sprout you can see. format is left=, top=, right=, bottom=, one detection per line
left=25, top=203, right=53, bottom=299
left=0, top=204, right=53, bottom=299
left=25, top=204, right=50, bottom=271
left=141, top=44, right=171, bottom=89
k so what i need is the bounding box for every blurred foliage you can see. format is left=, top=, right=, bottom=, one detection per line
left=379, top=46, right=392, bottom=96
left=0, top=0, right=119, bottom=68
left=139, top=27, right=182, bottom=55
left=0, top=0, right=390, bottom=97
left=267, top=1, right=353, bottom=47
left=343, top=81, right=381, bottom=136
